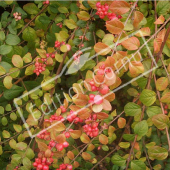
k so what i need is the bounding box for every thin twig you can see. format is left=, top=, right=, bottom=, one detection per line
left=17, top=4, right=49, bottom=36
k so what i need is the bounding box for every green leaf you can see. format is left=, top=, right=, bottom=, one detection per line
left=1, top=117, right=8, bottom=126
left=16, top=142, right=27, bottom=150
left=152, top=114, right=169, bottom=130
left=80, top=60, right=96, bottom=71
left=134, top=120, right=148, bottom=137
left=3, top=75, right=13, bottom=89
left=102, top=34, right=114, bottom=46
left=4, top=85, right=24, bottom=100
left=70, top=3, right=79, bottom=13
left=0, top=66, right=6, bottom=75
left=131, top=160, right=146, bottom=170
left=0, top=106, right=4, bottom=114
left=55, top=53, right=63, bottom=62
left=96, top=29, right=105, bottom=39
left=12, top=55, right=23, bottom=68
left=156, top=1, right=170, bottom=16
left=119, top=142, right=130, bottom=149
left=0, top=31, right=5, bottom=41
left=124, top=102, right=141, bottom=116
left=2, top=130, right=10, bottom=138
left=25, top=65, right=35, bottom=75
left=25, top=148, right=35, bottom=159
left=23, top=3, right=39, bottom=14
left=102, top=145, right=109, bottom=151
left=5, top=34, right=20, bottom=45
left=146, top=106, right=161, bottom=118
left=139, top=89, right=156, bottom=106
left=0, top=45, right=12, bottom=55
left=111, top=154, right=126, bottom=166
left=23, top=157, right=31, bottom=169
left=58, top=7, right=69, bottom=13
left=23, top=53, right=32, bottom=63
left=122, top=134, right=135, bottom=142
left=64, top=19, right=77, bottom=29
left=0, top=146, right=3, bottom=155
left=22, top=27, right=37, bottom=42
left=10, top=112, right=17, bottom=121
left=13, top=124, right=22, bottom=132
left=148, top=146, right=168, bottom=160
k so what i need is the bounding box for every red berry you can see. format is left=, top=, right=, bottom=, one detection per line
left=56, top=144, right=64, bottom=151
left=43, top=165, right=49, bottom=170
left=99, top=84, right=109, bottom=95
left=37, top=164, right=43, bottom=169
left=63, top=141, right=69, bottom=148
left=65, top=132, right=70, bottom=138
left=33, top=162, right=38, bottom=167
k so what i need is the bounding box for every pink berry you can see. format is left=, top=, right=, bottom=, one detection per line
left=63, top=141, right=69, bottom=148
left=43, top=165, right=49, bottom=170
left=94, top=95, right=103, bottom=105
left=89, top=94, right=95, bottom=100
left=65, top=132, right=70, bottom=138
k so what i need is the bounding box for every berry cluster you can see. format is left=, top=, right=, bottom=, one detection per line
left=73, top=51, right=83, bottom=64
left=43, top=0, right=50, bottom=5
left=67, top=110, right=83, bottom=123
left=164, top=104, right=169, bottom=114
left=83, top=121, right=99, bottom=138
left=56, top=164, right=73, bottom=170
left=37, top=130, right=50, bottom=140
left=13, top=12, right=21, bottom=21
left=96, top=2, right=109, bottom=19
left=96, top=2, right=122, bottom=20
left=33, top=157, right=53, bottom=170
left=45, top=114, right=64, bottom=123
left=88, top=94, right=103, bottom=105
left=60, top=105, right=67, bottom=113
left=46, top=53, right=55, bottom=58
left=97, top=64, right=111, bottom=75
left=54, top=41, right=71, bottom=52
left=57, top=23, right=63, bottom=28
left=34, top=58, right=47, bottom=76
left=56, top=141, right=69, bottom=151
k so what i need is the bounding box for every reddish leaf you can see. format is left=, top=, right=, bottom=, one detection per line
left=94, top=42, right=111, bottom=55
left=161, top=92, right=170, bottom=103
left=109, top=1, right=130, bottom=15
left=104, top=71, right=116, bottom=86
left=78, top=108, right=91, bottom=119
left=72, top=93, right=88, bottom=106
left=154, top=38, right=162, bottom=53
left=56, top=134, right=66, bottom=143
left=37, top=141, right=48, bottom=151
left=122, top=37, right=140, bottom=50
left=133, top=11, right=144, bottom=28
left=129, top=61, right=144, bottom=77
left=70, top=130, right=82, bottom=139
left=99, top=134, right=108, bottom=145
left=80, top=133, right=90, bottom=143
left=82, top=152, right=91, bottom=160
left=156, top=77, right=168, bottom=91
left=96, top=112, right=109, bottom=119
left=117, top=117, right=126, bottom=128
left=67, top=151, right=74, bottom=160
left=154, top=15, right=165, bottom=24
left=102, top=99, right=112, bottom=111
left=106, top=19, right=124, bottom=34
left=135, top=27, right=151, bottom=37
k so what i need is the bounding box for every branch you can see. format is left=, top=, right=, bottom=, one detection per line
left=17, top=4, right=49, bottom=36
